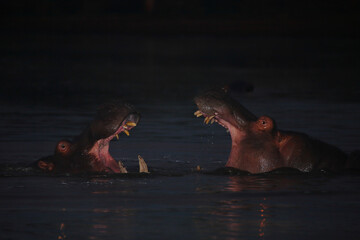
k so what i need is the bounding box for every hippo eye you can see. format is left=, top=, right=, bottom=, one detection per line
left=262, top=120, right=266, bottom=125
left=56, top=140, right=72, bottom=155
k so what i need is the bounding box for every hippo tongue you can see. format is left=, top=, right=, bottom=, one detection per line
left=88, top=120, right=137, bottom=173
left=97, top=140, right=127, bottom=173
left=88, top=130, right=128, bottom=173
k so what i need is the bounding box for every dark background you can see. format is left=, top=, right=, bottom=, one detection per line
left=1, top=0, right=359, bottom=105
left=1, top=0, right=358, bottom=36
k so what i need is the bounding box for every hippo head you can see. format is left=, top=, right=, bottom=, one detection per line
left=37, top=101, right=141, bottom=174
left=194, top=88, right=276, bottom=140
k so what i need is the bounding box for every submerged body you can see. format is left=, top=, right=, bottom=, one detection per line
left=194, top=89, right=349, bottom=173
left=36, top=101, right=143, bottom=174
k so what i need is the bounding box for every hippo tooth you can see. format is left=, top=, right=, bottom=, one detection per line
left=118, top=161, right=128, bottom=173
left=115, top=134, right=119, bottom=140
left=204, top=117, right=209, bottom=124
left=194, top=110, right=203, bottom=117
left=126, top=121, right=137, bottom=127
left=138, top=155, right=149, bottom=173
left=206, top=115, right=214, bottom=124
left=210, top=118, right=215, bottom=124
left=124, top=129, right=130, bottom=136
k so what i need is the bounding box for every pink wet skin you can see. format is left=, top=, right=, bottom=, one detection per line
left=201, top=111, right=247, bottom=144
left=213, top=112, right=247, bottom=142
left=88, top=119, right=136, bottom=173
left=199, top=109, right=289, bottom=173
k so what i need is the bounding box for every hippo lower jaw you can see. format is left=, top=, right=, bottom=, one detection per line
left=195, top=109, right=250, bottom=168
left=88, top=120, right=137, bottom=173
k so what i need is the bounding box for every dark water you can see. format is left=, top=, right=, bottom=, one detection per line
left=1, top=35, right=360, bottom=239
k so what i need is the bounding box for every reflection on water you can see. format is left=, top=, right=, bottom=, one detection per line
left=194, top=197, right=270, bottom=240
left=258, top=199, right=268, bottom=238
left=193, top=177, right=274, bottom=240
left=58, top=223, right=66, bottom=240
left=1, top=172, right=360, bottom=239
left=224, top=175, right=305, bottom=192
left=225, top=177, right=270, bottom=238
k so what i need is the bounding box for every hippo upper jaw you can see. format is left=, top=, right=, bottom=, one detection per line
left=194, top=89, right=257, bottom=130
left=194, top=90, right=253, bottom=141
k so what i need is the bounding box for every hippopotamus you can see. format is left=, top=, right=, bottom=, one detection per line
left=194, top=89, right=352, bottom=173
left=35, top=101, right=148, bottom=174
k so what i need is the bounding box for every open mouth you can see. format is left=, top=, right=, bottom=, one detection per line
left=88, top=115, right=139, bottom=173
left=113, top=119, right=137, bottom=139
left=194, top=110, right=229, bottom=132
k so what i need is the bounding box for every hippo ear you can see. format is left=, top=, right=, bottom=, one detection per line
left=256, top=116, right=275, bottom=132
left=37, top=160, right=55, bottom=172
